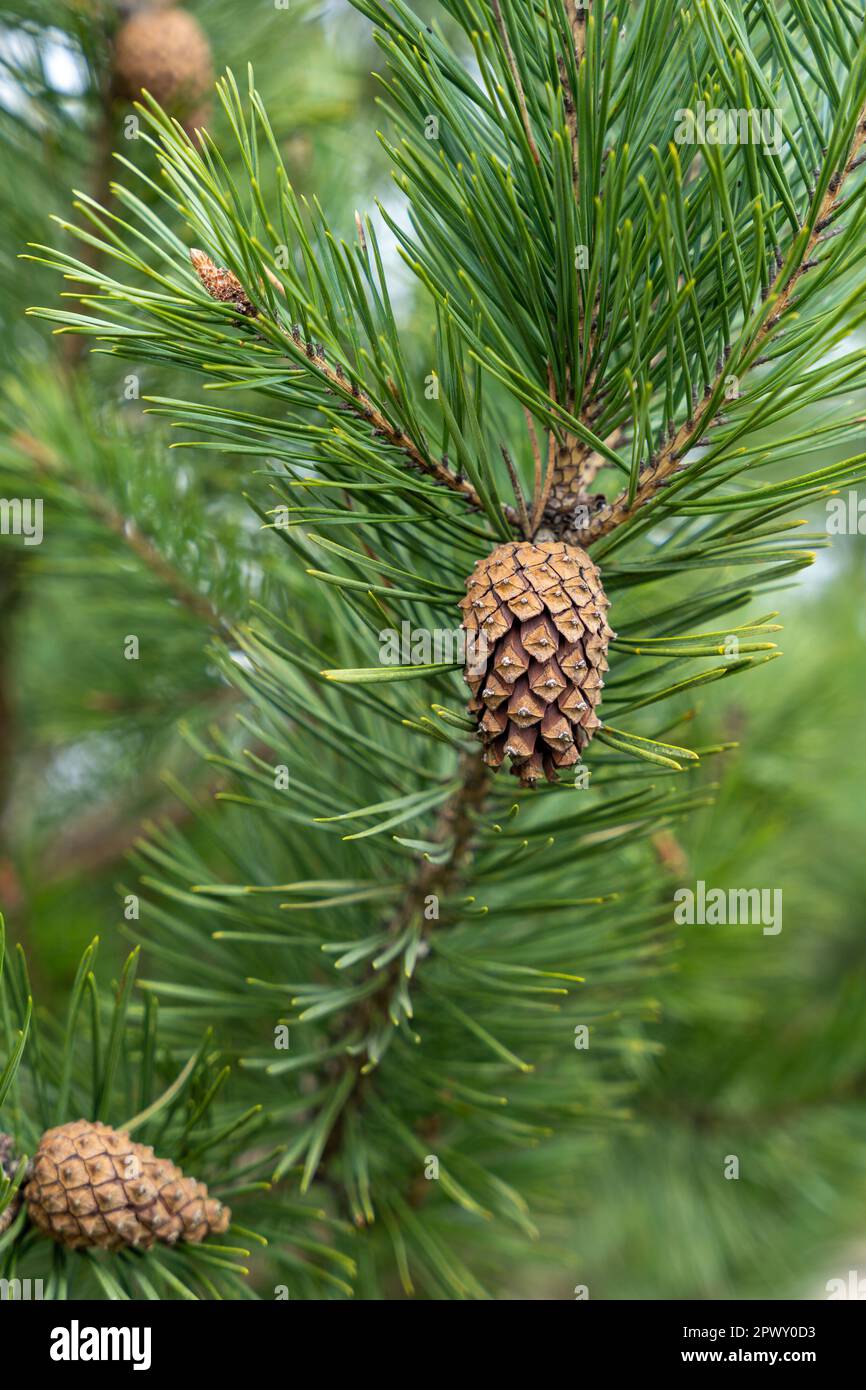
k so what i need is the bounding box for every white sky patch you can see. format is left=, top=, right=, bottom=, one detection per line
left=365, top=192, right=416, bottom=318
left=803, top=543, right=842, bottom=592
left=0, top=25, right=87, bottom=130
left=42, top=29, right=87, bottom=95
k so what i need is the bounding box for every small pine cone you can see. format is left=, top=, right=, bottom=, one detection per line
left=460, top=539, right=613, bottom=786
left=0, top=1132, right=23, bottom=1237
left=24, top=1120, right=230, bottom=1253
left=113, top=7, right=213, bottom=136
left=190, top=248, right=257, bottom=317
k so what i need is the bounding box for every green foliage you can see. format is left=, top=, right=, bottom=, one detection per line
left=573, top=547, right=866, bottom=1297
left=2, top=0, right=866, bottom=1298
left=0, top=0, right=381, bottom=981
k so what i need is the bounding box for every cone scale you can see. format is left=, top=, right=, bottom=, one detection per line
left=460, top=539, right=613, bottom=785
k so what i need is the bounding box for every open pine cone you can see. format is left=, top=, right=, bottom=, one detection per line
left=460, top=539, right=613, bottom=785
left=24, top=1120, right=230, bottom=1252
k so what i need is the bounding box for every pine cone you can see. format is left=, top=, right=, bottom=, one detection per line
left=24, top=1120, right=230, bottom=1252
left=0, top=1132, right=23, bottom=1237
left=113, top=7, right=213, bottom=135
left=460, top=539, right=613, bottom=785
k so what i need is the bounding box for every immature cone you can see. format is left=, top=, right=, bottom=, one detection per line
left=190, top=248, right=257, bottom=317
left=0, top=1132, right=23, bottom=1236
left=24, top=1120, right=230, bottom=1252
left=113, top=7, right=213, bottom=136
left=461, top=540, right=613, bottom=785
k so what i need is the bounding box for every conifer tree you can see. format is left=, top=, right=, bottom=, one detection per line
left=2, top=0, right=866, bottom=1300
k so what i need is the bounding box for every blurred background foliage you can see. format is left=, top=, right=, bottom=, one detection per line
left=572, top=537, right=866, bottom=1300
left=0, top=0, right=864, bottom=1299
left=0, top=0, right=388, bottom=978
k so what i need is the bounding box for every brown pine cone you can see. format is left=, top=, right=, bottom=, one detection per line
left=460, top=539, right=613, bottom=785
left=113, top=7, right=213, bottom=135
left=0, top=1132, right=23, bottom=1237
left=24, top=1120, right=230, bottom=1252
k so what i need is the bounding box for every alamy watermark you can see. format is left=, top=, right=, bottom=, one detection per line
left=0, top=1277, right=44, bottom=1300
left=0, top=497, right=43, bottom=545
left=379, top=621, right=487, bottom=667
left=826, top=491, right=866, bottom=535
left=674, top=880, right=782, bottom=936
left=49, top=1320, right=151, bottom=1370
left=826, top=1270, right=866, bottom=1299
left=675, top=101, right=783, bottom=156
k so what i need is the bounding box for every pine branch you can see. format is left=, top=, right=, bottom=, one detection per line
left=40, top=734, right=236, bottom=884
left=12, top=429, right=233, bottom=638
left=289, top=334, right=502, bottom=520
left=0, top=929, right=268, bottom=1297
left=567, top=0, right=589, bottom=68
left=573, top=100, right=866, bottom=550
left=499, top=445, right=531, bottom=538
left=320, top=749, right=490, bottom=1188
left=560, top=0, right=590, bottom=198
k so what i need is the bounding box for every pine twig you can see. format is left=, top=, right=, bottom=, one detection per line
left=530, top=366, right=560, bottom=533
left=545, top=2, right=607, bottom=508
left=563, top=1, right=590, bottom=191
left=319, top=749, right=490, bottom=1196
left=189, top=250, right=520, bottom=530
left=500, top=445, right=532, bottom=538
left=567, top=0, right=590, bottom=68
